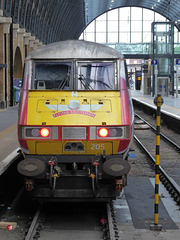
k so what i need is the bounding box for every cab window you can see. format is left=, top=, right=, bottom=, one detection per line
left=77, top=61, right=118, bottom=90
left=32, top=62, right=72, bottom=90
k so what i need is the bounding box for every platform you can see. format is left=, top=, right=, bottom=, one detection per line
left=114, top=176, right=180, bottom=240
left=0, top=106, right=19, bottom=175
left=131, top=90, right=180, bottom=120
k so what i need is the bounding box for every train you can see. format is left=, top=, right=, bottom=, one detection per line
left=17, top=40, right=134, bottom=201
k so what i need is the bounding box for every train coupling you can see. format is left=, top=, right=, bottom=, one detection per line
left=116, top=179, right=124, bottom=192
left=53, top=166, right=61, bottom=178
left=48, top=158, right=56, bottom=167
left=25, top=179, right=34, bottom=191
left=48, top=157, right=61, bottom=178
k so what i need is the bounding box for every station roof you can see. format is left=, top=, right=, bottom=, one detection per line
left=1, top=0, right=180, bottom=44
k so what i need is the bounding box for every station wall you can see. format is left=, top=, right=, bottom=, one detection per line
left=0, top=10, right=42, bottom=108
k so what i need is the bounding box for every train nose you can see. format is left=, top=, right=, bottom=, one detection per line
left=17, top=158, right=45, bottom=176
left=103, top=158, right=131, bottom=177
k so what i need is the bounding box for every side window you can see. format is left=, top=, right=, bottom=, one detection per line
left=32, top=62, right=72, bottom=90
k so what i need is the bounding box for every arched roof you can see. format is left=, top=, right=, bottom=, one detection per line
left=1, top=0, right=180, bottom=44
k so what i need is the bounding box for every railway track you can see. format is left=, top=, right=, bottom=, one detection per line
left=24, top=201, right=121, bottom=240
left=135, top=113, right=180, bottom=151
left=134, top=112, right=180, bottom=205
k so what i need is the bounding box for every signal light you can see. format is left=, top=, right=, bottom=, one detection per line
left=98, top=128, right=109, bottom=137
left=40, top=128, right=50, bottom=137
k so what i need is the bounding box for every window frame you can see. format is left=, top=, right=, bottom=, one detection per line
left=31, top=60, right=73, bottom=90
left=30, top=59, right=120, bottom=91
left=75, top=60, right=119, bottom=91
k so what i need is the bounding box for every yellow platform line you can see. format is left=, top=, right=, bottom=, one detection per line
left=0, top=124, right=17, bottom=139
left=0, top=109, right=7, bottom=112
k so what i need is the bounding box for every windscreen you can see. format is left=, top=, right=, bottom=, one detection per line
left=31, top=61, right=119, bottom=91
left=77, top=62, right=118, bottom=90
left=32, top=62, right=72, bottom=90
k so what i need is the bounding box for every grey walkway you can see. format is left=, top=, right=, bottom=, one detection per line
left=131, top=90, right=180, bottom=120
left=0, top=106, right=19, bottom=175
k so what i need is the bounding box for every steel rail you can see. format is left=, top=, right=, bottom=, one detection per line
left=135, top=112, right=180, bottom=151
left=24, top=201, right=119, bottom=240
left=134, top=135, right=180, bottom=204
left=106, top=202, right=121, bottom=240
left=25, top=203, right=42, bottom=240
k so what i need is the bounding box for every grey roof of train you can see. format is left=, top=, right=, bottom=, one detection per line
left=1, top=0, right=180, bottom=44
left=26, top=40, right=124, bottom=60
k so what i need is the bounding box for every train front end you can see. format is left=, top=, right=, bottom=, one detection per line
left=17, top=40, right=133, bottom=201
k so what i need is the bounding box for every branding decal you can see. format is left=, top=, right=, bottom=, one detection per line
left=45, top=100, right=103, bottom=118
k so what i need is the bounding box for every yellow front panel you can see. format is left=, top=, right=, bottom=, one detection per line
left=27, top=140, right=120, bottom=155
left=86, top=142, right=112, bottom=155
left=37, top=99, right=58, bottom=112
left=27, top=91, right=121, bottom=126
left=27, top=141, right=36, bottom=154
left=36, top=142, right=62, bottom=154
left=26, top=91, right=122, bottom=155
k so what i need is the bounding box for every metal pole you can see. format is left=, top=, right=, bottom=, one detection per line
left=150, top=94, right=163, bottom=231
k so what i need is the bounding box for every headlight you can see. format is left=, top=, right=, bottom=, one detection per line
left=20, top=126, right=58, bottom=139
left=90, top=126, right=129, bottom=139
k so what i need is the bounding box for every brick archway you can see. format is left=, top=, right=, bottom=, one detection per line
left=14, top=47, right=23, bottom=79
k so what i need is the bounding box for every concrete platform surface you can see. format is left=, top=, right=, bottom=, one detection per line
left=131, top=90, right=180, bottom=120
left=0, top=106, right=19, bottom=175
left=114, top=176, right=180, bottom=240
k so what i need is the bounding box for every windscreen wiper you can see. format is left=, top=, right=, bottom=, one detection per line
left=78, top=74, right=93, bottom=90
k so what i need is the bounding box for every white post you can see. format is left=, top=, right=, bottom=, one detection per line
left=155, top=65, right=158, bottom=97
left=176, top=65, right=178, bottom=98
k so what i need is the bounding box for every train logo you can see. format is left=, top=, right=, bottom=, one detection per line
left=47, top=100, right=104, bottom=118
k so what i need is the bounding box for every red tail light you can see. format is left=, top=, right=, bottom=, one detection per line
left=98, top=128, right=109, bottom=137
left=40, top=128, right=50, bottom=137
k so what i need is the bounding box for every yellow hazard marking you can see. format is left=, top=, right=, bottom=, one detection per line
left=154, top=214, right=159, bottom=224
left=156, top=135, right=160, bottom=145
left=0, top=109, right=7, bottom=112
left=155, top=194, right=159, bottom=204
left=156, top=116, right=160, bottom=126
left=157, top=97, right=162, bottom=107
left=155, top=155, right=160, bottom=165
left=0, top=124, right=17, bottom=139
left=155, top=175, right=159, bottom=184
